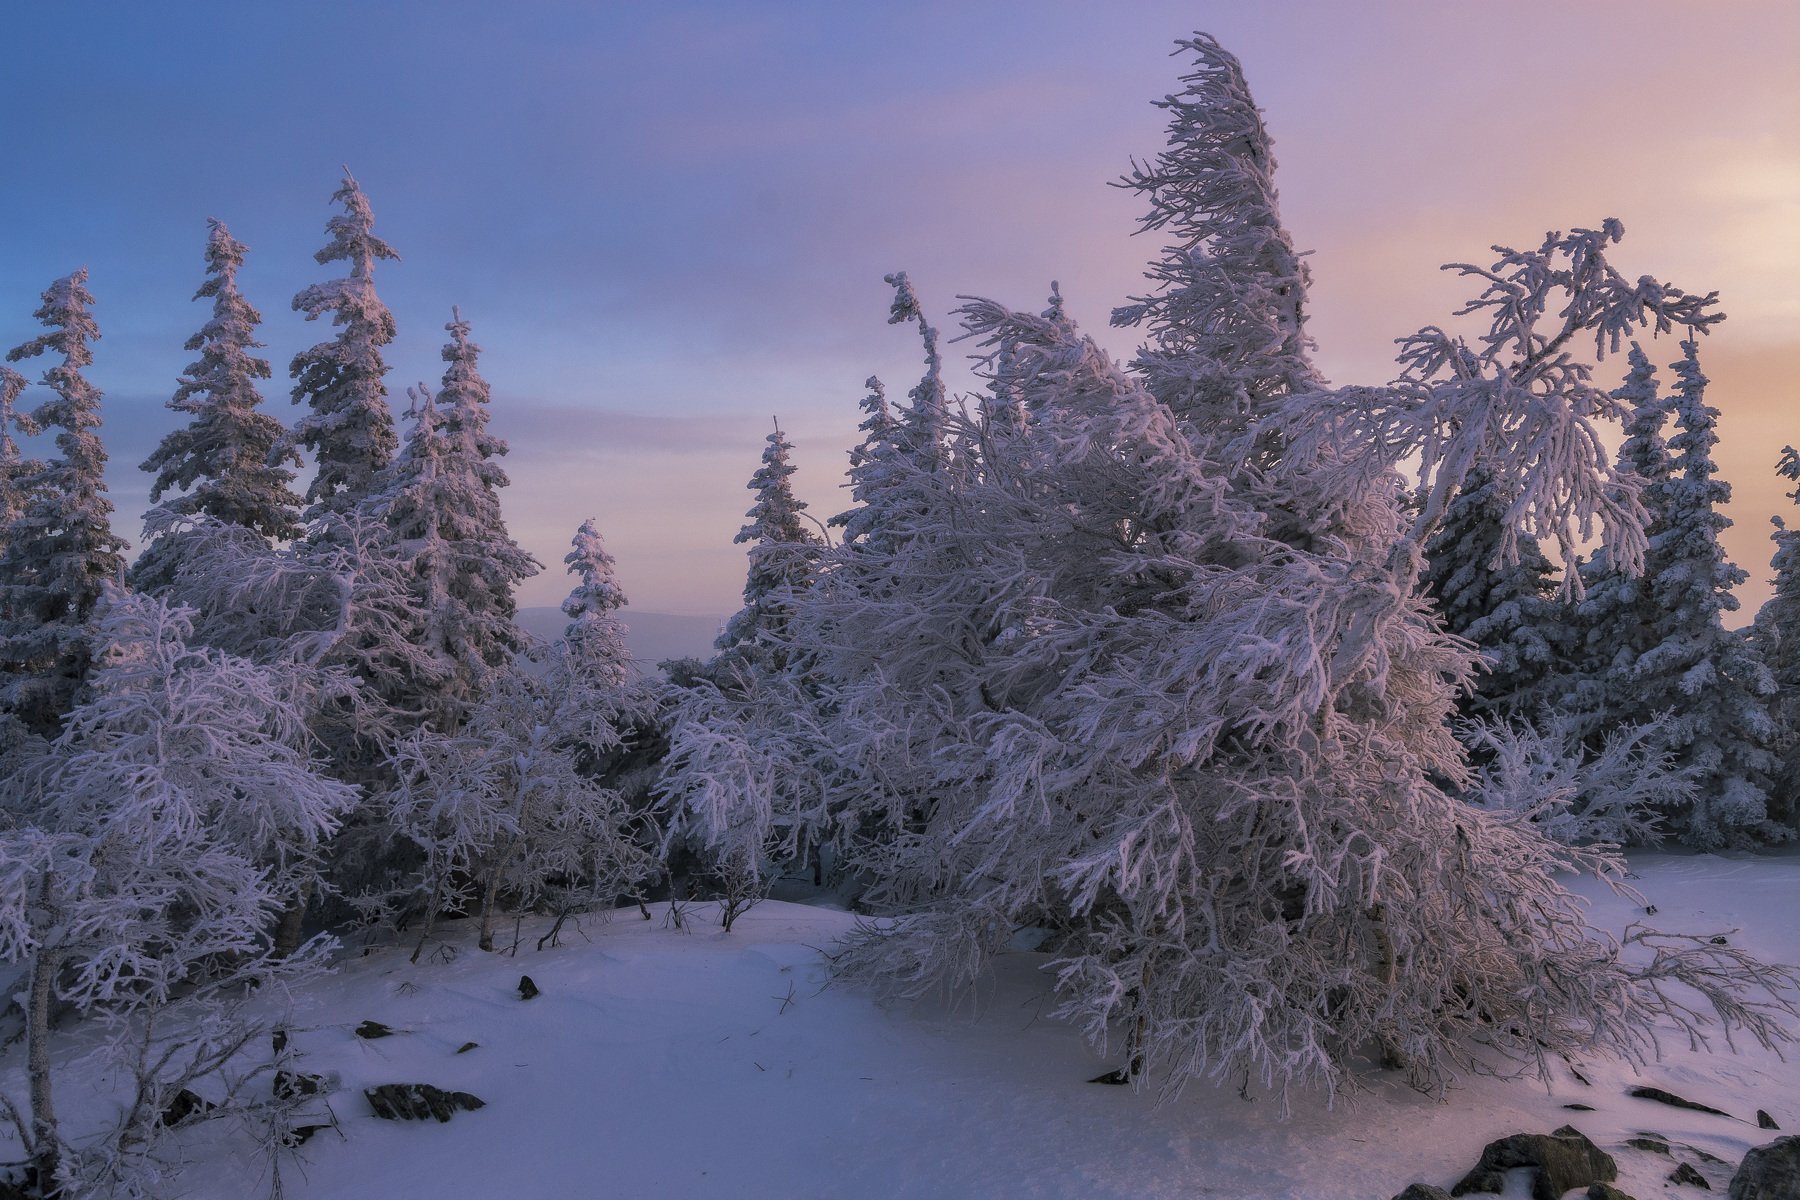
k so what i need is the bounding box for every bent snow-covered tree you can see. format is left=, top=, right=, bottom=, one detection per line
left=789, top=34, right=1794, bottom=1104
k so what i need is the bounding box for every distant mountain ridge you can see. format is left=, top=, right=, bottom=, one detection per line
left=515, top=607, right=724, bottom=670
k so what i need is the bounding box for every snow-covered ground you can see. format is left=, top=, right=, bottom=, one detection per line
left=22, top=852, right=1800, bottom=1199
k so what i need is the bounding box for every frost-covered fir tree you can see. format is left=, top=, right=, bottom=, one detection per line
left=372, top=313, right=538, bottom=724
left=727, top=35, right=1786, bottom=1103
left=548, top=521, right=659, bottom=819
left=0, top=271, right=129, bottom=737
left=830, top=376, right=902, bottom=553
left=1558, top=346, right=1670, bottom=731
left=1621, top=342, right=1778, bottom=845
left=287, top=172, right=400, bottom=523
left=140, top=219, right=302, bottom=543
left=558, top=518, right=632, bottom=692
left=0, top=366, right=26, bottom=543
left=1421, top=463, right=1565, bottom=718
left=1755, top=446, right=1800, bottom=832
left=714, top=420, right=822, bottom=677
left=0, top=587, right=352, bottom=1194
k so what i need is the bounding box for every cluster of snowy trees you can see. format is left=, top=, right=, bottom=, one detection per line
left=660, top=33, right=1800, bottom=1105
left=0, top=180, right=658, bottom=1195
left=1, top=30, right=1796, bottom=1199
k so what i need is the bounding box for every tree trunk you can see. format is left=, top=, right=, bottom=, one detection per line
left=28, top=943, right=62, bottom=1191
left=476, top=870, right=502, bottom=953
left=273, top=879, right=314, bottom=958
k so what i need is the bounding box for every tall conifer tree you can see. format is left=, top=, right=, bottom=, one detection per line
left=715, top=420, right=821, bottom=676
left=375, top=312, right=538, bottom=723
left=1421, top=463, right=1564, bottom=719
left=141, top=219, right=301, bottom=541
left=1626, top=342, right=1778, bottom=844
left=288, top=172, right=400, bottom=523
left=0, top=271, right=128, bottom=735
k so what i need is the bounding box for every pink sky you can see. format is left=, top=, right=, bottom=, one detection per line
left=4, top=3, right=1795, bottom=619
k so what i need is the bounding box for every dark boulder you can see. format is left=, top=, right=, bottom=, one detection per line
left=1587, top=1185, right=1638, bottom=1200
left=1451, top=1125, right=1618, bottom=1200
left=1668, top=1161, right=1710, bottom=1188
left=1391, top=1186, right=1452, bottom=1200
left=365, top=1082, right=486, bottom=1123
left=1628, top=1086, right=1731, bottom=1118
left=1730, top=1136, right=1800, bottom=1199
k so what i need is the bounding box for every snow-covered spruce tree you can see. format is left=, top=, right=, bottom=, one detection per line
left=827, top=376, right=897, bottom=547
left=1754, top=445, right=1800, bottom=832
left=1420, top=462, right=1564, bottom=719
left=661, top=423, right=834, bottom=914
left=831, top=276, right=958, bottom=558
left=139, top=219, right=302, bottom=543
left=1620, top=341, right=1778, bottom=845
left=558, top=518, right=632, bottom=692
left=0, top=271, right=129, bottom=739
left=371, top=313, right=538, bottom=726
left=1555, top=347, right=1668, bottom=736
left=286, top=171, right=400, bottom=524
left=713, top=419, right=823, bottom=679
left=785, top=35, right=1791, bottom=1104
left=547, top=520, right=661, bottom=811
left=0, top=366, right=26, bottom=548
left=0, top=587, right=352, bottom=1196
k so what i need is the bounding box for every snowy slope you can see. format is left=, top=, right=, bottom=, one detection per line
left=42, top=853, right=1800, bottom=1199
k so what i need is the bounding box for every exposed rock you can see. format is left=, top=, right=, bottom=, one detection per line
left=355, top=1020, right=396, bottom=1039
left=1628, top=1086, right=1731, bottom=1118
left=283, top=1123, right=332, bottom=1147
left=1587, top=1185, right=1638, bottom=1200
left=274, top=1069, right=329, bottom=1101
left=1668, top=1161, right=1710, bottom=1188
left=517, top=975, right=540, bottom=1000
left=1729, top=1136, right=1800, bottom=1199
left=1626, top=1136, right=1670, bottom=1155
left=365, top=1082, right=486, bottom=1123
left=1391, top=1186, right=1452, bottom=1200
left=1564, top=1103, right=1597, bottom=1112
left=1451, top=1125, right=1618, bottom=1200
left=1757, top=1110, right=1780, bottom=1131
left=456, top=1041, right=480, bottom=1054
left=1088, top=1068, right=1131, bottom=1085
left=159, top=1088, right=216, bottom=1127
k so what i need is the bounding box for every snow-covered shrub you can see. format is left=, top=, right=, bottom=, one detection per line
left=1461, top=712, right=1688, bottom=846
left=0, top=588, right=352, bottom=1194
left=386, top=665, right=657, bottom=957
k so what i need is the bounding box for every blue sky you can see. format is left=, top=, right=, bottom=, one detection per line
left=4, top=2, right=1796, bottom=615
